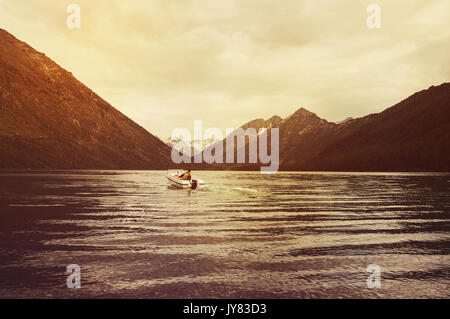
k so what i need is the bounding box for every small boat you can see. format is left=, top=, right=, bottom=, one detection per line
left=166, top=170, right=206, bottom=190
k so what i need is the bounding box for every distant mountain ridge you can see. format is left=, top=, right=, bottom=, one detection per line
left=0, top=29, right=172, bottom=169
left=241, top=115, right=283, bottom=131
left=296, top=83, right=450, bottom=171
left=201, top=83, right=450, bottom=171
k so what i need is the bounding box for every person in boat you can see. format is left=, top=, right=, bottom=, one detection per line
left=177, top=169, right=191, bottom=181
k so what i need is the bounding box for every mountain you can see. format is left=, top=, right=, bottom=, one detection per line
left=201, top=83, right=450, bottom=171
left=167, top=135, right=220, bottom=156
left=289, top=83, right=450, bottom=171
left=200, top=115, right=283, bottom=169
left=336, top=117, right=354, bottom=124
left=0, top=29, right=172, bottom=169
left=241, top=115, right=283, bottom=131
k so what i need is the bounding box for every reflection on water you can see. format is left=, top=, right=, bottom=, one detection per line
left=0, top=170, right=449, bottom=298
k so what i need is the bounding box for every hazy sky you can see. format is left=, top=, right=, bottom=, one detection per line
left=0, top=0, right=449, bottom=140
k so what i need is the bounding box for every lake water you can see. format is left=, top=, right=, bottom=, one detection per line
left=0, top=170, right=449, bottom=298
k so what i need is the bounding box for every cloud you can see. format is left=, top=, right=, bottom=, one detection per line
left=0, top=0, right=449, bottom=139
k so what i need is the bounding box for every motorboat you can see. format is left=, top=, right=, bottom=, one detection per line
left=166, top=170, right=206, bottom=190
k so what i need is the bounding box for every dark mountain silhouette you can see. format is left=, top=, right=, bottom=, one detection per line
left=201, top=83, right=450, bottom=171
left=0, top=29, right=172, bottom=169
left=291, top=83, right=450, bottom=171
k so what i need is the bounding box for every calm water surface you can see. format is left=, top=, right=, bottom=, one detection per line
left=0, top=170, right=449, bottom=298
